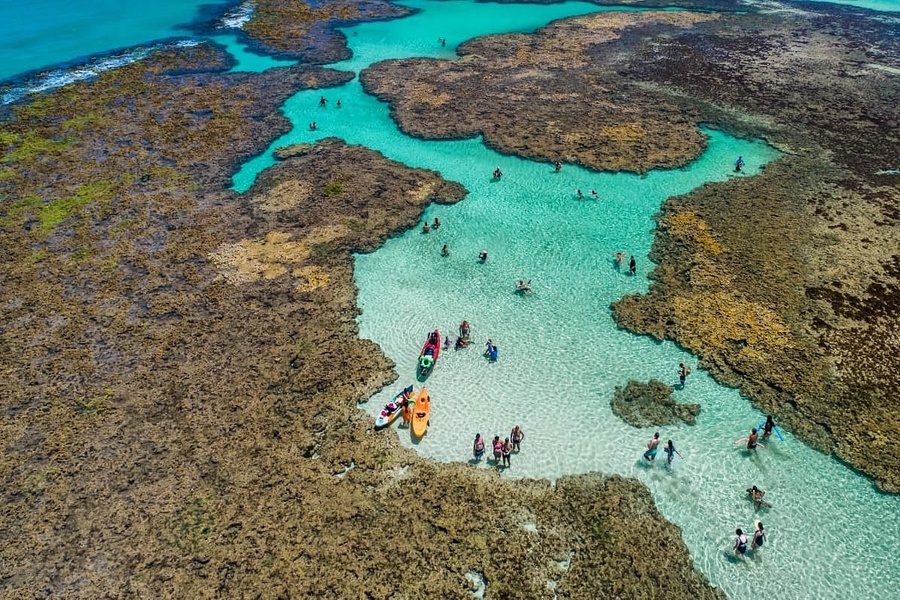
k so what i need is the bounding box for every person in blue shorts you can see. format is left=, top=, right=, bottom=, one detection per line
left=643, top=432, right=660, bottom=461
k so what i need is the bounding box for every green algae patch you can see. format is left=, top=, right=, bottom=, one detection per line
left=23, top=249, right=49, bottom=265
left=38, top=181, right=114, bottom=231
left=324, top=180, right=345, bottom=198
left=1, top=132, right=72, bottom=164
left=0, top=194, right=41, bottom=228
left=75, top=392, right=111, bottom=415
left=167, top=496, right=215, bottom=552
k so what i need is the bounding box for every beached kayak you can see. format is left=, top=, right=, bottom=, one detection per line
left=375, top=385, right=413, bottom=429
left=411, top=388, right=430, bottom=438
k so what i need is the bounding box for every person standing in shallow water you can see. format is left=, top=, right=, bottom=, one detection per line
left=510, top=425, right=525, bottom=452
left=473, top=434, right=485, bottom=462
left=734, top=528, right=748, bottom=556
left=644, top=432, right=660, bottom=461
left=678, top=363, right=690, bottom=387
left=629, top=255, right=636, bottom=275
left=492, top=435, right=502, bottom=467
left=664, top=439, right=681, bottom=465
left=502, top=438, right=512, bottom=468
left=752, top=521, right=766, bottom=550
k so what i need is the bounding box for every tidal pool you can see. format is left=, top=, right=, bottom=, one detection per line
left=229, top=2, right=900, bottom=598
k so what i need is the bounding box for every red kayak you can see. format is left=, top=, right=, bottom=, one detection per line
left=417, top=329, right=440, bottom=377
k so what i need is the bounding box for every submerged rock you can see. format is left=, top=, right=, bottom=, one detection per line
left=611, top=379, right=701, bottom=427
left=273, top=143, right=314, bottom=159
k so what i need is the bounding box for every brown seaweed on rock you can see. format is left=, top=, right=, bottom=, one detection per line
left=611, top=379, right=701, bottom=428
left=0, top=42, right=722, bottom=597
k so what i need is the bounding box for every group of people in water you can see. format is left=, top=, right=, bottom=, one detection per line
left=614, top=251, right=637, bottom=275
left=472, top=425, right=525, bottom=469
left=638, top=360, right=778, bottom=557
left=309, top=96, right=342, bottom=130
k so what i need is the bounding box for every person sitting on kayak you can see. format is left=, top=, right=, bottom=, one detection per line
left=429, top=331, right=439, bottom=345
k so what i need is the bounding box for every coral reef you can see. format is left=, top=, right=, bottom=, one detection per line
left=359, top=1, right=900, bottom=492
left=611, top=379, right=700, bottom=427
left=0, top=42, right=720, bottom=597
left=243, top=0, right=410, bottom=64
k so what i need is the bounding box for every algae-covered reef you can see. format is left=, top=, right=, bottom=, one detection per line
left=612, top=379, right=700, bottom=427
left=0, top=40, right=722, bottom=597
left=242, top=0, right=411, bottom=63
left=358, top=2, right=900, bottom=491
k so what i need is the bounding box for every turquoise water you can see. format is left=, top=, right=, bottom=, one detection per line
left=209, top=34, right=297, bottom=73
left=3, top=0, right=898, bottom=597
left=230, top=2, right=900, bottom=598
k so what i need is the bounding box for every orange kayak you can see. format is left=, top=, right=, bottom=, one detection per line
left=411, top=388, right=430, bottom=438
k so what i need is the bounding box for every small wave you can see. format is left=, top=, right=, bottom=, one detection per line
left=219, top=1, right=256, bottom=29
left=1, top=41, right=201, bottom=106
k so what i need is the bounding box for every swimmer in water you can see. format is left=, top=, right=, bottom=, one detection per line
left=746, top=486, right=771, bottom=509
left=441, top=244, right=449, bottom=257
